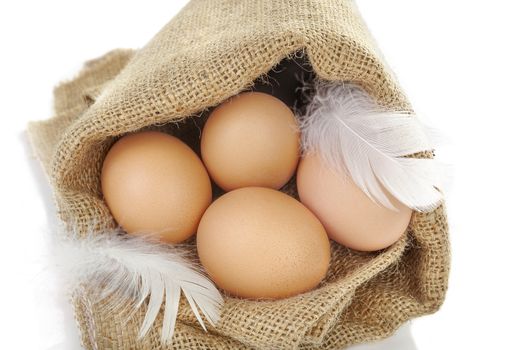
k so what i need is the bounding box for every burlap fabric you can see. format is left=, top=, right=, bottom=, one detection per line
left=27, top=0, right=450, bottom=349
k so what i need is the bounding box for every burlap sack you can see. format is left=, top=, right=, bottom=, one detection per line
left=27, top=0, right=450, bottom=349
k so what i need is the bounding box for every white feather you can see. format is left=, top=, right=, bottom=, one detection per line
left=299, top=81, right=443, bottom=212
left=53, top=224, right=223, bottom=344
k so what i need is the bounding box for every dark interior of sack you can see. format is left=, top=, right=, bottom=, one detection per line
left=137, top=52, right=316, bottom=203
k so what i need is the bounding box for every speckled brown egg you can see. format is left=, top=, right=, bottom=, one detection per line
left=200, top=92, right=300, bottom=191
left=101, top=131, right=212, bottom=244
left=297, top=153, right=413, bottom=252
left=196, top=187, right=330, bottom=299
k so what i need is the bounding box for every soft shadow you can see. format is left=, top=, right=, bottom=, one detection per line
left=21, top=131, right=83, bottom=350
left=347, top=323, right=418, bottom=350
left=20, top=131, right=56, bottom=224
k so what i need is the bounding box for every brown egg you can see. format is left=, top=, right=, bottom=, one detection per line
left=101, top=131, right=212, bottom=244
left=197, top=187, right=330, bottom=299
left=201, top=92, right=300, bottom=191
left=297, top=153, right=413, bottom=252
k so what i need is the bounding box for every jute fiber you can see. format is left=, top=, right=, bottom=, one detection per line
left=27, top=0, right=450, bottom=349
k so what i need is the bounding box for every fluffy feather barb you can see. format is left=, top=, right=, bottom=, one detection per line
left=54, top=226, right=223, bottom=343
left=299, top=81, right=443, bottom=212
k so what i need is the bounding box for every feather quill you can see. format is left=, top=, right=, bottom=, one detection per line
left=54, top=225, right=223, bottom=343
left=299, top=81, right=443, bottom=212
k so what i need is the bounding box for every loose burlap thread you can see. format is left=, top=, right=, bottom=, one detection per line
left=27, top=0, right=450, bottom=349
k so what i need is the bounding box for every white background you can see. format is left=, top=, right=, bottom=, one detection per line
left=1, top=1, right=524, bottom=349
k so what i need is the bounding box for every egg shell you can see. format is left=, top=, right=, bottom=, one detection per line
left=197, top=187, right=331, bottom=300
left=297, top=153, right=413, bottom=252
left=101, top=131, right=212, bottom=243
left=200, top=92, right=300, bottom=191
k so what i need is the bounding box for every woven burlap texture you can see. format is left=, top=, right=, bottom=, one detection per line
left=27, top=0, right=450, bottom=349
